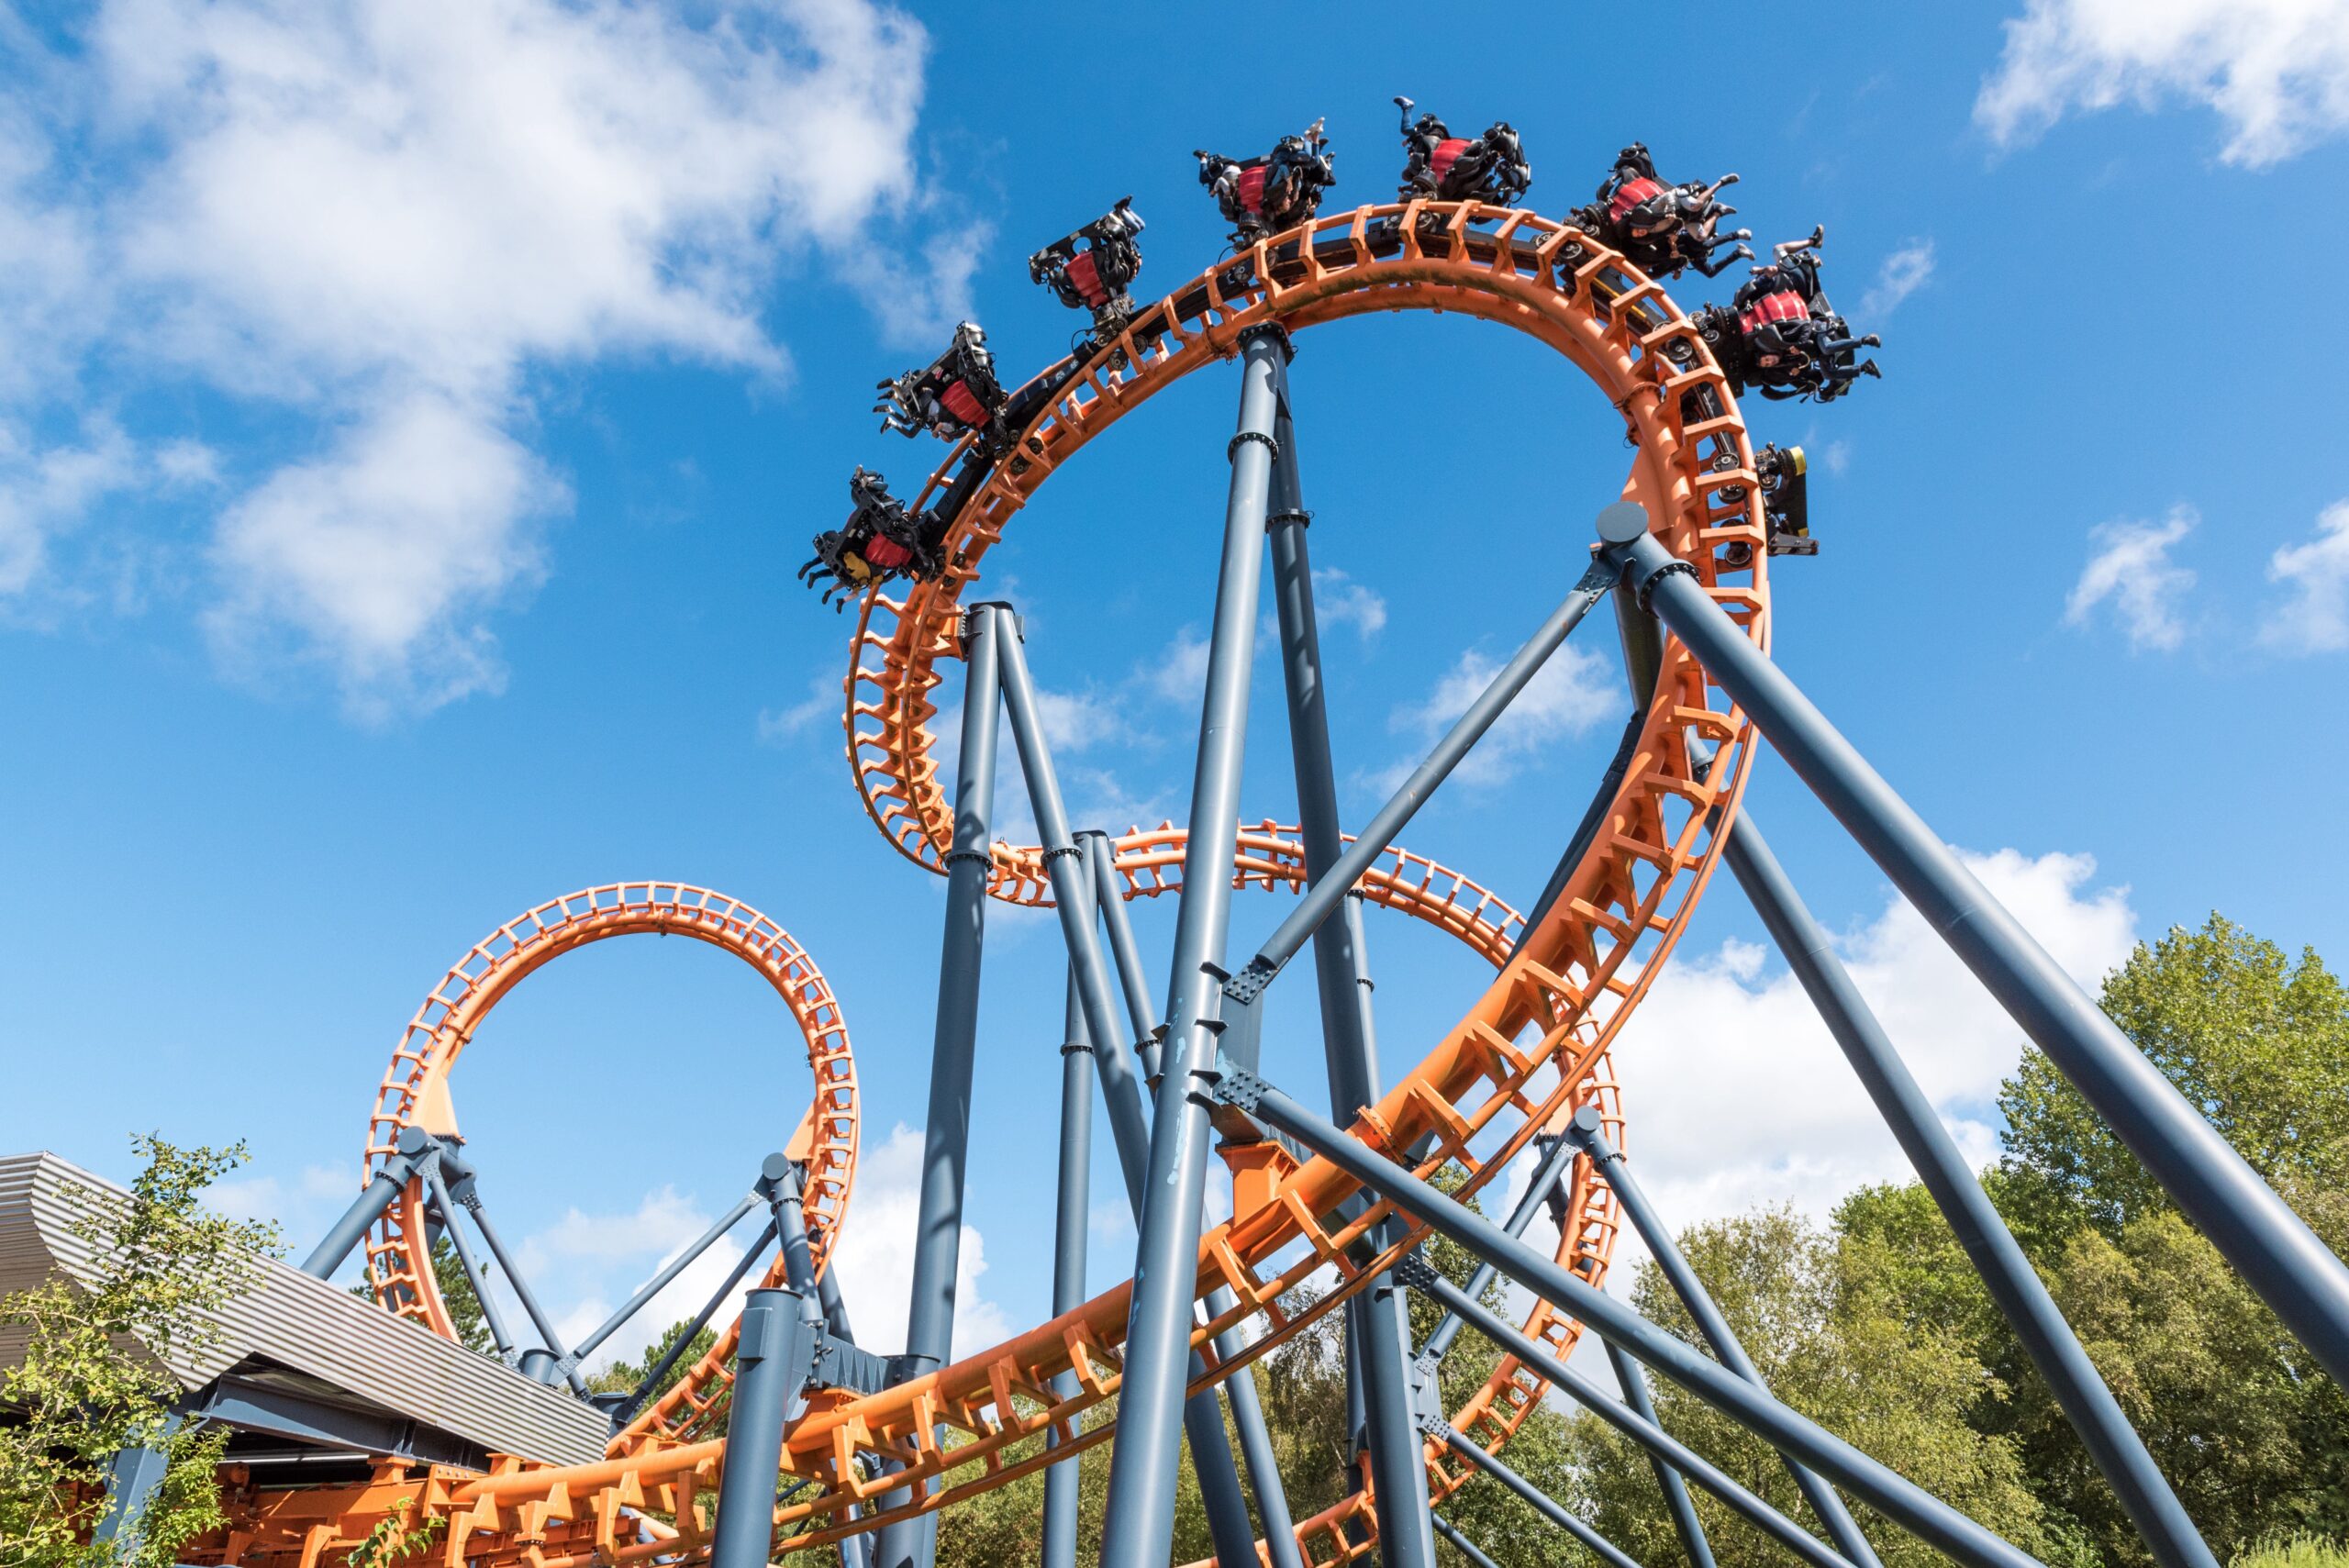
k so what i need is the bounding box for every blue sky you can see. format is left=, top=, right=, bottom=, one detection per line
left=6, top=0, right=2349, bottom=1369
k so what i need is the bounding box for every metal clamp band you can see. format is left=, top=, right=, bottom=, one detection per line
left=1266, top=507, right=1312, bottom=529
left=1228, top=428, right=1280, bottom=463
left=1060, top=1040, right=1095, bottom=1058
left=1235, top=320, right=1295, bottom=361
left=942, top=850, right=992, bottom=868
left=1635, top=558, right=1699, bottom=615
left=1041, top=844, right=1081, bottom=862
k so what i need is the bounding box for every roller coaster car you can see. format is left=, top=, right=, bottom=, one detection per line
left=1718, top=444, right=1814, bottom=569
left=1194, top=119, right=1337, bottom=248
left=797, top=467, right=945, bottom=609
left=1573, top=142, right=1752, bottom=281
left=1392, top=95, right=1532, bottom=206
left=1029, top=198, right=1147, bottom=359
left=874, top=321, right=1008, bottom=451
left=1694, top=228, right=1882, bottom=404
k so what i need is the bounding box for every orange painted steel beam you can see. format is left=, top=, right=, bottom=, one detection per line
left=184, top=199, right=1767, bottom=1568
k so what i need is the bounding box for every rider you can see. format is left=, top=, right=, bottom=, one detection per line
left=1195, top=120, right=1336, bottom=247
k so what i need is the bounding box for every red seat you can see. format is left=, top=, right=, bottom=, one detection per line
left=940, top=380, right=986, bottom=427
left=1428, top=138, right=1472, bottom=183
left=1236, top=164, right=1269, bottom=215
left=1063, top=250, right=1108, bottom=306
left=1609, top=176, right=1664, bottom=224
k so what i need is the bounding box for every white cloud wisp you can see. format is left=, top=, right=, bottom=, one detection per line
left=2065, top=506, right=2197, bottom=651
left=2264, top=498, right=2349, bottom=653
left=3, top=0, right=963, bottom=715
left=1977, top=0, right=2349, bottom=166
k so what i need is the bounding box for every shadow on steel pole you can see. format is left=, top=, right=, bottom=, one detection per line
left=710, top=1287, right=815, bottom=1568
left=873, top=604, right=1002, bottom=1568
left=1042, top=892, right=1095, bottom=1568
left=1097, top=323, right=1286, bottom=1568
left=996, top=622, right=1288, bottom=1568
left=1596, top=506, right=2349, bottom=1390
left=1262, top=393, right=1435, bottom=1568
left=1721, top=813, right=2217, bottom=1568
left=1568, top=1106, right=1879, bottom=1568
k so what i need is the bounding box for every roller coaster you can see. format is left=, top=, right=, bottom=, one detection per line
left=36, top=108, right=2349, bottom=1568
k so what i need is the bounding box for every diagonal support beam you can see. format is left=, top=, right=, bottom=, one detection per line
left=1567, top=1106, right=1880, bottom=1568
left=1224, top=554, right=1616, bottom=1011
left=1216, top=1058, right=2051, bottom=1568
left=1426, top=1416, right=1647, bottom=1568
left=1596, top=505, right=2349, bottom=1392
left=1605, top=1340, right=1718, bottom=1568
left=1401, top=1260, right=1855, bottom=1568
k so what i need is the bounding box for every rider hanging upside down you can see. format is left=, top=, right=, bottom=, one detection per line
left=797, top=467, right=946, bottom=609
left=1194, top=119, right=1337, bottom=249
left=874, top=321, right=1009, bottom=453
left=1573, top=143, right=1752, bottom=281
left=1392, top=96, right=1532, bottom=206
left=1696, top=227, right=1883, bottom=403
left=1029, top=198, right=1148, bottom=362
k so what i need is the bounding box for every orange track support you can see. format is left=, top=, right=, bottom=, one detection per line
left=192, top=201, right=1769, bottom=1567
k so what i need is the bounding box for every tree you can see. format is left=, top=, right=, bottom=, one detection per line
left=586, top=1318, right=719, bottom=1404
left=1566, top=1206, right=2065, bottom=1568
left=0, top=1135, right=280, bottom=1568
left=351, top=1238, right=495, bottom=1356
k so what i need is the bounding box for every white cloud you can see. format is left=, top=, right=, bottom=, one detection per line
left=532, top=1129, right=1010, bottom=1374
left=1375, top=640, right=1620, bottom=792
left=205, top=391, right=562, bottom=716
left=2065, top=506, right=2196, bottom=651
left=1, top=0, right=963, bottom=715
left=1144, top=625, right=1211, bottom=706
left=760, top=672, right=843, bottom=743
left=1312, top=568, right=1387, bottom=642
left=1603, top=845, right=2136, bottom=1246
left=2263, top=498, right=2349, bottom=652
left=0, top=418, right=147, bottom=594
left=822, top=1123, right=1010, bottom=1354
left=208, top=1162, right=353, bottom=1255
left=1860, top=239, right=1935, bottom=318
left=1976, top=0, right=2349, bottom=166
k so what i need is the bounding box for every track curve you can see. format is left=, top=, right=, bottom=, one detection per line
left=361, top=881, right=859, bottom=1449
left=422, top=200, right=1768, bottom=1564
left=187, top=200, right=1775, bottom=1568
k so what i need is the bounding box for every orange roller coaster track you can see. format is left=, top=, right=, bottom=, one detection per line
left=201, top=198, right=1768, bottom=1568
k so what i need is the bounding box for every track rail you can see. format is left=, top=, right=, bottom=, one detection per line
left=360, top=882, right=859, bottom=1448
left=199, top=200, right=1768, bottom=1566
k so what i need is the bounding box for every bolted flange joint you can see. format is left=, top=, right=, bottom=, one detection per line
left=1228, top=428, right=1281, bottom=464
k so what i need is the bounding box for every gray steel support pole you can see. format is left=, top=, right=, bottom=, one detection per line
left=1605, top=1340, right=1718, bottom=1568
left=1087, top=830, right=1166, bottom=1083
left=1412, top=1270, right=1854, bottom=1568
left=421, top=1161, right=518, bottom=1361
left=93, top=1416, right=182, bottom=1555
left=1097, top=323, right=1286, bottom=1568
left=995, top=618, right=1280, bottom=1568
left=1043, top=931, right=1095, bottom=1568
left=1229, top=555, right=1614, bottom=1006
left=458, top=1182, right=590, bottom=1395
left=1431, top=1421, right=1648, bottom=1568
left=1419, top=1132, right=1579, bottom=1366
left=301, top=1127, right=437, bottom=1278
left=1568, top=1106, right=1879, bottom=1568
left=874, top=604, right=1003, bottom=1568
left=1431, top=1513, right=1506, bottom=1568
left=765, top=1165, right=873, bottom=1568
left=1722, top=813, right=2218, bottom=1568
left=1262, top=419, right=1436, bottom=1568
left=1223, top=1064, right=2051, bottom=1568
left=1597, top=510, right=2349, bottom=1388
left=710, top=1288, right=811, bottom=1568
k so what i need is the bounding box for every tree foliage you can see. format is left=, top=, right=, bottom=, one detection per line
left=0, top=1136, right=280, bottom=1568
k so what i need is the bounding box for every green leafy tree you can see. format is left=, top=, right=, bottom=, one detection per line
left=1567, top=1206, right=2068, bottom=1568
left=587, top=1318, right=719, bottom=1405
left=1, top=1135, right=280, bottom=1568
